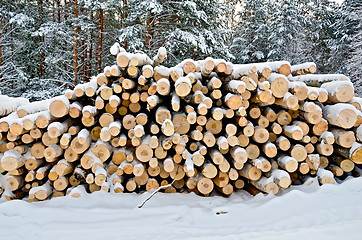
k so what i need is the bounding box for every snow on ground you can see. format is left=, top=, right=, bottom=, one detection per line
left=1, top=177, right=362, bottom=240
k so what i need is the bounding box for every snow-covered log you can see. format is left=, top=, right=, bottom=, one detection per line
left=290, top=74, right=350, bottom=87
left=323, top=103, right=359, bottom=129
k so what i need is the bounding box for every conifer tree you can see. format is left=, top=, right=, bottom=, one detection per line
left=230, top=0, right=269, bottom=63
left=119, top=0, right=232, bottom=65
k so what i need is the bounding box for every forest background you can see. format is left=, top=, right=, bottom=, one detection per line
left=0, top=0, right=360, bottom=100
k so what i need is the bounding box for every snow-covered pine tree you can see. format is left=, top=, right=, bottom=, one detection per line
left=348, top=24, right=362, bottom=96
left=82, top=0, right=127, bottom=75
left=266, top=0, right=309, bottom=64
left=230, top=0, right=270, bottom=63
left=29, top=0, right=83, bottom=97
left=222, top=0, right=240, bottom=34
left=0, top=1, right=34, bottom=97
left=342, top=0, right=362, bottom=96
left=302, top=0, right=340, bottom=73
left=119, top=0, right=232, bottom=65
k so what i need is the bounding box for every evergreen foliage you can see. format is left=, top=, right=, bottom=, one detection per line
left=0, top=0, right=361, bottom=99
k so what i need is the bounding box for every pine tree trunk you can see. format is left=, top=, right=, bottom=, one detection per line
left=88, top=12, right=93, bottom=81
left=38, top=0, right=45, bottom=78
left=122, top=0, right=128, bottom=49
left=98, top=8, right=104, bottom=74
left=73, top=0, right=79, bottom=85
left=145, top=10, right=152, bottom=51
left=56, top=0, right=61, bottom=23
left=80, top=7, right=87, bottom=82
left=0, top=16, right=3, bottom=68
left=250, top=10, right=254, bottom=63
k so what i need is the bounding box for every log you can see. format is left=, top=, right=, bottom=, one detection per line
left=1, top=149, right=24, bottom=171
left=349, top=97, right=362, bottom=111
left=155, top=107, right=171, bottom=125
left=42, top=132, right=58, bottom=147
left=25, top=156, right=43, bottom=171
left=230, top=64, right=257, bottom=79
left=30, top=181, right=52, bottom=201
left=267, top=168, right=291, bottom=189
left=197, top=177, right=214, bottom=195
left=225, top=93, right=242, bottom=110
left=55, top=160, right=74, bottom=176
left=267, top=61, right=291, bottom=76
left=265, top=73, right=289, bottom=98
left=21, top=134, right=34, bottom=144
left=44, top=145, right=63, bottom=162
left=173, top=114, right=190, bottom=135
left=91, top=140, right=112, bottom=162
left=249, top=105, right=261, bottom=119
left=246, top=144, right=260, bottom=160
left=316, top=141, right=334, bottom=156
left=175, top=77, right=192, bottom=97
left=270, top=122, right=282, bottom=135
left=331, top=129, right=355, bottom=148
left=135, top=136, right=153, bottom=163
left=74, top=83, right=86, bottom=97
left=230, top=147, right=248, bottom=163
left=97, top=73, right=108, bottom=86
left=16, top=99, right=49, bottom=118
left=225, top=80, right=246, bottom=94
left=49, top=96, right=70, bottom=118
left=252, top=126, right=269, bottom=143
left=156, top=78, right=171, bottom=96
left=262, top=141, right=277, bottom=158
left=346, top=143, right=362, bottom=164
left=54, top=176, right=69, bottom=191
left=251, top=157, right=272, bottom=172
left=317, top=168, right=335, bottom=185
left=7, top=175, right=24, bottom=191
left=277, top=155, right=298, bottom=173
left=306, top=154, right=320, bottom=171
left=251, top=177, right=279, bottom=195
left=201, top=162, right=218, bottom=178
left=239, top=163, right=261, bottom=180
left=35, top=111, right=56, bottom=129
left=300, top=101, right=317, bottom=113
left=70, top=129, right=91, bottom=154
left=291, top=62, right=317, bottom=76
left=283, top=125, right=303, bottom=141
left=307, top=87, right=319, bottom=100
left=312, top=119, right=328, bottom=136
left=47, top=120, right=71, bottom=139
left=99, top=113, right=114, bottom=128
left=290, top=74, right=350, bottom=87
left=276, top=110, right=292, bottom=126
left=327, top=164, right=344, bottom=177
left=301, top=107, right=322, bottom=125
left=213, top=171, right=229, bottom=188
left=333, top=157, right=355, bottom=172
left=210, top=150, right=224, bottom=165
left=161, top=119, right=174, bottom=136
left=290, top=144, right=308, bottom=162
left=288, top=82, right=308, bottom=101
left=257, top=115, right=269, bottom=128
left=321, top=80, right=354, bottom=103
left=214, top=59, right=227, bottom=73
left=203, top=131, right=216, bottom=148
left=85, top=78, right=98, bottom=97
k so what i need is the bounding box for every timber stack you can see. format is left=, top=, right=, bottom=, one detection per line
left=0, top=43, right=362, bottom=201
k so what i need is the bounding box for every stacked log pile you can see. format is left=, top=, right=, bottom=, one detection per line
left=1, top=43, right=362, bottom=201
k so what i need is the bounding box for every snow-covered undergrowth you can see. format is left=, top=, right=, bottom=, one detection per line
left=0, top=177, right=361, bottom=240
